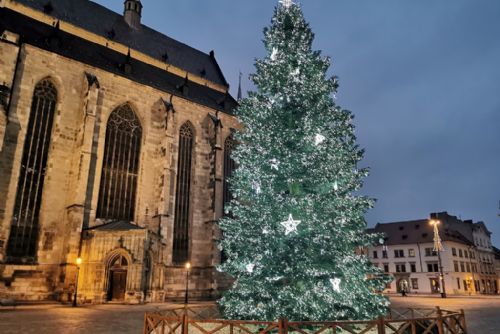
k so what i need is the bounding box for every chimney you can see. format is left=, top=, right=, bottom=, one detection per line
left=123, top=0, right=142, bottom=29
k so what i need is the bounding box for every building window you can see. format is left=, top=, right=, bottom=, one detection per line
left=7, top=79, right=57, bottom=261
left=457, top=278, right=461, bottom=289
left=382, top=250, right=388, bottom=258
left=466, top=263, right=471, bottom=273
left=460, top=262, right=465, bottom=272
left=425, top=248, right=437, bottom=257
left=452, top=248, right=457, bottom=256
left=454, top=261, right=459, bottom=272
left=97, top=104, right=142, bottom=221
left=394, top=249, right=404, bottom=258
left=408, top=249, right=415, bottom=257
left=463, top=280, right=468, bottom=291
left=459, top=249, right=463, bottom=258
left=396, top=263, right=406, bottom=273
left=411, top=278, right=419, bottom=289
left=464, top=250, right=468, bottom=258
left=172, top=123, right=195, bottom=264
left=0, top=84, right=9, bottom=109
left=373, top=251, right=378, bottom=259
left=410, top=263, right=416, bottom=272
left=223, top=135, right=235, bottom=213
left=383, top=264, right=389, bottom=273
left=427, top=262, right=439, bottom=272
left=470, top=251, right=475, bottom=259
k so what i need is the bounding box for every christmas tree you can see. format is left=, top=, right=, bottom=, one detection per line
left=218, top=0, right=390, bottom=321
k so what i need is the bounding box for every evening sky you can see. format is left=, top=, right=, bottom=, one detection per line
left=95, top=0, right=500, bottom=245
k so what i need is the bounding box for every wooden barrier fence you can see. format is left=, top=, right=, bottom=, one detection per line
left=144, top=306, right=467, bottom=334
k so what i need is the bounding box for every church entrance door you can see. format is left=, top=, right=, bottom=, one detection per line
left=107, top=253, right=129, bottom=301
left=110, top=270, right=127, bottom=300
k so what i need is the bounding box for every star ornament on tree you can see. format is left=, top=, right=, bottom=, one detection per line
left=280, top=214, right=301, bottom=235
left=279, top=0, right=294, bottom=9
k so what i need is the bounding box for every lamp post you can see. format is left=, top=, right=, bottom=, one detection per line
left=468, top=245, right=477, bottom=294
left=184, top=262, right=191, bottom=309
left=72, top=257, right=82, bottom=307
left=430, top=219, right=446, bottom=298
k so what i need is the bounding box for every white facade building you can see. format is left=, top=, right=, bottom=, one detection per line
left=367, top=212, right=498, bottom=296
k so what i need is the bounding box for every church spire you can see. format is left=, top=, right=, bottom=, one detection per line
left=237, top=71, right=243, bottom=101
left=123, top=0, right=143, bottom=29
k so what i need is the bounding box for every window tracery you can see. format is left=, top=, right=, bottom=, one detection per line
left=96, top=104, right=142, bottom=221
left=172, top=122, right=194, bottom=264
left=7, top=79, right=57, bottom=260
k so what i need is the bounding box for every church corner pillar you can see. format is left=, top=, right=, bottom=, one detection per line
left=60, top=74, right=103, bottom=297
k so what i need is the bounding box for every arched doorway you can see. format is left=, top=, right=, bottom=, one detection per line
left=396, top=278, right=409, bottom=293
left=107, top=253, right=128, bottom=301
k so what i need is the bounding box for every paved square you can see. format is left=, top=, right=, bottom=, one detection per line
left=0, top=297, right=498, bottom=333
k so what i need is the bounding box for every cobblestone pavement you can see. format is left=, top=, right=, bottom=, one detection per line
left=0, top=296, right=499, bottom=333
left=390, top=295, right=500, bottom=333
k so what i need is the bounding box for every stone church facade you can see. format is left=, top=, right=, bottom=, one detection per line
left=0, top=0, right=237, bottom=303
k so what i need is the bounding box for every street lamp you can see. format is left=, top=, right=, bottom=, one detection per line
left=430, top=219, right=447, bottom=298
left=73, top=257, right=82, bottom=307
left=468, top=245, right=477, bottom=294
left=184, top=262, right=191, bottom=309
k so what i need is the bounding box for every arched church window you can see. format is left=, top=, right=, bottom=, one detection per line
left=7, top=79, right=57, bottom=261
left=96, top=104, right=142, bottom=221
left=172, top=122, right=194, bottom=264
left=223, top=135, right=236, bottom=213
left=110, top=254, right=128, bottom=269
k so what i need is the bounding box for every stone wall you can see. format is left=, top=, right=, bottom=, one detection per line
left=0, top=40, right=238, bottom=302
left=0, top=31, right=19, bottom=153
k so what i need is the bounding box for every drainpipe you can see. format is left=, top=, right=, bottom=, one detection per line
left=417, top=242, right=423, bottom=272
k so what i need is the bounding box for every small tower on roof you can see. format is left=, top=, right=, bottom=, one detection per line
left=124, top=0, right=143, bottom=29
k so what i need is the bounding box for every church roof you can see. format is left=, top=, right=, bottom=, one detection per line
left=86, top=220, right=144, bottom=231
left=0, top=7, right=237, bottom=114
left=13, top=0, right=229, bottom=87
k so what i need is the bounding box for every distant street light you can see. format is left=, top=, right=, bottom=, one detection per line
left=430, top=220, right=447, bottom=298
left=73, top=257, right=82, bottom=307
left=468, top=245, right=477, bottom=294
left=184, top=262, right=191, bottom=309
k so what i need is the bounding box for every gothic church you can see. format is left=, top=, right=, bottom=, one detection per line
left=0, top=0, right=237, bottom=303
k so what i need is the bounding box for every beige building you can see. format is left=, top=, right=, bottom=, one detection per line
left=494, top=247, right=500, bottom=293
left=367, top=212, right=498, bottom=296
left=0, top=0, right=238, bottom=303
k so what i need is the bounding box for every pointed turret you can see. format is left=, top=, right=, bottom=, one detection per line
left=237, top=71, right=243, bottom=101
left=124, top=0, right=143, bottom=29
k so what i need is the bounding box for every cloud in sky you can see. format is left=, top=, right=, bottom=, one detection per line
left=96, top=0, right=500, bottom=245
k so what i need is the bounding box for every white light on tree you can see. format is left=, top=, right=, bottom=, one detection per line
left=315, top=134, right=326, bottom=145
left=330, top=278, right=342, bottom=292
left=246, top=263, right=255, bottom=273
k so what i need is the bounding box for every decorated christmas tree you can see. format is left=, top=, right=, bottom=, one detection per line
left=218, top=0, right=390, bottom=321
